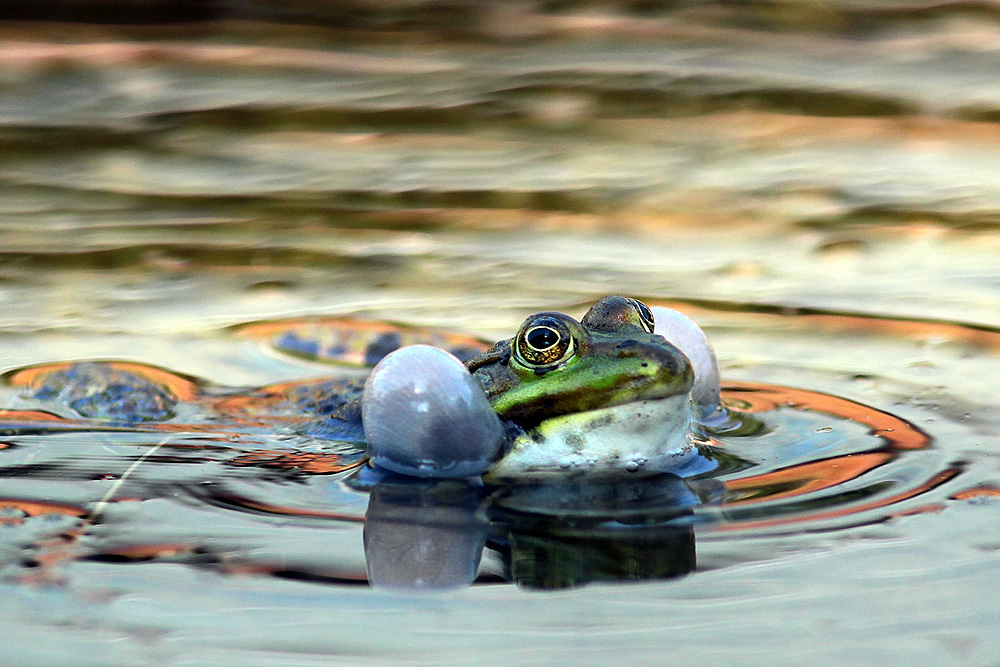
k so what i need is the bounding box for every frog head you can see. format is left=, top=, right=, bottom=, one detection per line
left=467, top=296, right=693, bottom=427
left=466, top=296, right=702, bottom=477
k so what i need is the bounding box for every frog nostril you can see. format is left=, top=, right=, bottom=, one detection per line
left=615, top=340, right=642, bottom=357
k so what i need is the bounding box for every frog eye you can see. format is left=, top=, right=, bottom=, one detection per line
left=515, top=316, right=576, bottom=366
left=630, top=299, right=656, bottom=333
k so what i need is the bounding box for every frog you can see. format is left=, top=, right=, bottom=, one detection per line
left=362, top=295, right=725, bottom=479
left=14, top=295, right=727, bottom=480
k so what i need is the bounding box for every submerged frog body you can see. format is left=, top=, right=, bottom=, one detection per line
left=28, top=362, right=179, bottom=422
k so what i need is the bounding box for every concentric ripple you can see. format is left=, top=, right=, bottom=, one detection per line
left=0, top=306, right=991, bottom=589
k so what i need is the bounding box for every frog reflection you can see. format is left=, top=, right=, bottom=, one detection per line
left=362, top=472, right=489, bottom=589
left=362, top=470, right=715, bottom=590
left=488, top=475, right=705, bottom=589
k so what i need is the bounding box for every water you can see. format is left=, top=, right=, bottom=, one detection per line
left=3, top=3, right=1000, bottom=665
left=2, top=302, right=997, bottom=664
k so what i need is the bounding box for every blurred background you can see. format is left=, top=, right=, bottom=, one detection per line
left=3, top=0, right=999, bottom=343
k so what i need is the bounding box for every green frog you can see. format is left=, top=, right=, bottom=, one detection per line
left=464, top=295, right=706, bottom=479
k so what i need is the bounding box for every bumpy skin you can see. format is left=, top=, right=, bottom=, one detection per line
left=31, top=363, right=178, bottom=422
left=288, top=378, right=366, bottom=441
left=465, top=296, right=694, bottom=429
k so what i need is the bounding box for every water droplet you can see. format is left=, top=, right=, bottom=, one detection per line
left=815, top=427, right=833, bottom=433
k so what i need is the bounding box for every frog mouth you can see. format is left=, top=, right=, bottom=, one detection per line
left=487, top=393, right=704, bottom=479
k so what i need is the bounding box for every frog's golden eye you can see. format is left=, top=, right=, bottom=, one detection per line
left=630, top=299, right=655, bottom=334
left=515, top=316, right=576, bottom=366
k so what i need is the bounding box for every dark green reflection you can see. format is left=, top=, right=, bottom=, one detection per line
left=363, top=468, right=709, bottom=590
left=489, top=475, right=702, bottom=589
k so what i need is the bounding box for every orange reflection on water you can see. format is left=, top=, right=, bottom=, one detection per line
left=0, top=409, right=65, bottom=422
left=0, top=498, right=87, bottom=523
left=714, top=381, right=946, bottom=530
left=722, top=381, right=930, bottom=450
left=210, top=381, right=310, bottom=426
left=226, top=449, right=365, bottom=474
left=950, top=484, right=1000, bottom=500
left=211, top=494, right=365, bottom=522
left=724, top=452, right=894, bottom=504
left=716, top=467, right=961, bottom=532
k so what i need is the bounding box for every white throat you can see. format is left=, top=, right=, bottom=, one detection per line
left=486, top=393, right=699, bottom=480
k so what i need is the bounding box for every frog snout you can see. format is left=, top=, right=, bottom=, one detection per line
left=611, top=340, right=693, bottom=390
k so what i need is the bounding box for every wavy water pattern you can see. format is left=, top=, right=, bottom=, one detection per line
left=0, top=309, right=988, bottom=594
left=2, top=4, right=1000, bottom=662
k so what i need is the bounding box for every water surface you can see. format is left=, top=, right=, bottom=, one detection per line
left=2, top=3, right=1000, bottom=665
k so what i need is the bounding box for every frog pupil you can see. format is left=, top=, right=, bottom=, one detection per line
left=526, top=326, right=559, bottom=350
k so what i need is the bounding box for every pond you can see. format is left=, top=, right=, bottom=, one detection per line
left=2, top=3, right=1000, bottom=665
